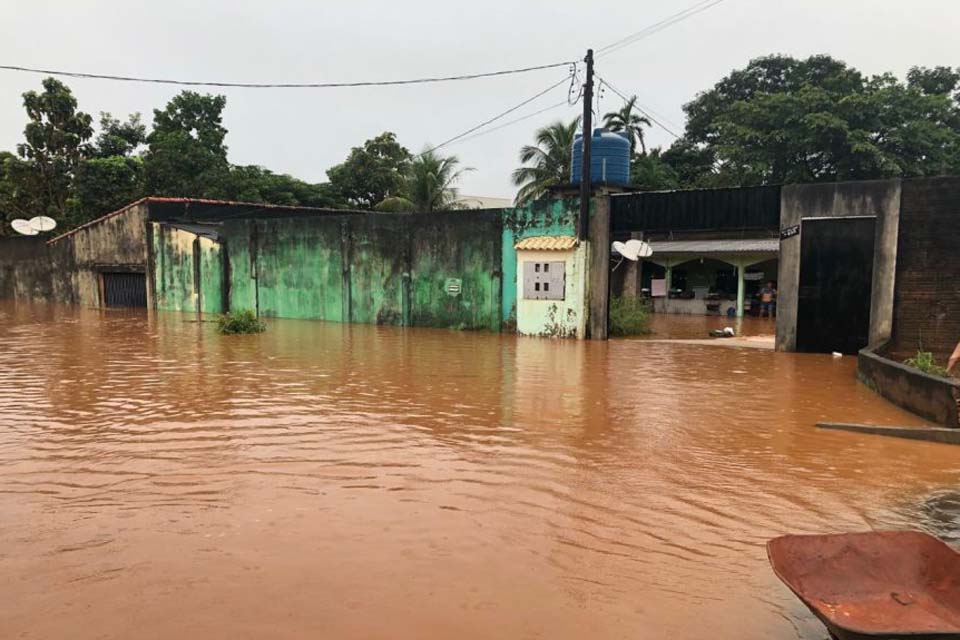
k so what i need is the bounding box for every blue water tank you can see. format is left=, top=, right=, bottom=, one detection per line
left=570, top=128, right=631, bottom=186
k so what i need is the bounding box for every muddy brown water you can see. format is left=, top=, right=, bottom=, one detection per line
left=2, top=301, right=959, bottom=640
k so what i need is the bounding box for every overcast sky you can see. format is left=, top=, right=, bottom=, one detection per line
left=2, top=1, right=958, bottom=198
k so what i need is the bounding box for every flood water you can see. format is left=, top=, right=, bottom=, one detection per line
left=2, top=300, right=959, bottom=640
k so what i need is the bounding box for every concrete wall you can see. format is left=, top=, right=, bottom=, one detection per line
left=500, top=198, right=579, bottom=328
left=777, top=179, right=901, bottom=351
left=0, top=202, right=149, bottom=307
left=516, top=246, right=588, bottom=338
left=858, top=347, right=960, bottom=428
left=152, top=210, right=504, bottom=331
left=150, top=225, right=224, bottom=315
left=0, top=237, right=55, bottom=301
left=887, top=177, right=960, bottom=363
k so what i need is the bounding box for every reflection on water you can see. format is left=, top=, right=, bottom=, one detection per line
left=1, top=300, right=958, bottom=640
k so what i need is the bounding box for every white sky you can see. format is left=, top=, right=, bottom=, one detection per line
left=1, top=0, right=957, bottom=198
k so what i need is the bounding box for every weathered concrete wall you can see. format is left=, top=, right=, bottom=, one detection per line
left=887, top=177, right=960, bottom=364
left=858, top=346, right=960, bottom=428
left=0, top=202, right=149, bottom=307
left=150, top=224, right=225, bottom=315
left=152, top=224, right=199, bottom=313
left=0, top=237, right=56, bottom=301
left=501, top=198, right=579, bottom=328
left=155, top=210, right=504, bottom=331
left=777, top=180, right=901, bottom=351
left=516, top=246, right=588, bottom=338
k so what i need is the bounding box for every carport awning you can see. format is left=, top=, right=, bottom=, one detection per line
left=648, top=238, right=779, bottom=254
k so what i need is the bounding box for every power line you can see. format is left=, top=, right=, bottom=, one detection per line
left=597, top=0, right=726, bottom=57
left=418, top=73, right=574, bottom=156
left=0, top=60, right=575, bottom=89
left=596, top=74, right=681, bottom=139
left=450, top=100, right=572, bottom=146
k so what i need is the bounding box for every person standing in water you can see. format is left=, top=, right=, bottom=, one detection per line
left=759, top=281, right=777, bottom=318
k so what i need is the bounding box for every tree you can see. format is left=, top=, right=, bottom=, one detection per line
left=404, top=149, right=471, bottom=212
left=602, top=96, right=652, bottom=156
left=327, top=132, right=411, bottom=209
left=15, top=77, right=93, bottom=221
left=69, top=156, right=145, bottom=225
left=225, top=165, right=341, bottom=208
left=630, top=148, right=680, bottom=191
left=677, top=55, right=960, bottom=186
left=144, top=91, right=230, bottom=198
left=511, top=117, right=580, bottom=205
left=93, top=112, right=146, bottom=158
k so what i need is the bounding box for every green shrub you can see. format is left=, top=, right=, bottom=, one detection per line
left=216, top=309, right=266, bottom=335
left=903, top=350, right=949, bottom=377
left=609, top=296, right=652, bottom=336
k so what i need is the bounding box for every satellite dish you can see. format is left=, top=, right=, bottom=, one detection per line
left=611, top=240, right=640, bottom=261
left=29, top=216, right=57, bottom=233
left=11, top=219, right=39, bottom=236
left=625, top=238, right=653, bottom=258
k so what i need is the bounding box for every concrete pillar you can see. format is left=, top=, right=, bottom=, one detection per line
left=736, top=263, right=745, bottom=318
left=587, top=192, right=611, bottom=340
left=622, top=232, right=642, bottom=299
left=665, top=265, right=672, bottom=293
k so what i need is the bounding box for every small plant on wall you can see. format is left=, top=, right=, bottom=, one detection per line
left=903, top=350, right=950, bottom=378
left=216, top=309, right=266, bottom=335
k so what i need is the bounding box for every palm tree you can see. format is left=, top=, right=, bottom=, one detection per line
left=375, top=149, right=471, bottom=213
left=511, top=117, right=580, bottom=205
left=603, top=96, right=652, bottom=156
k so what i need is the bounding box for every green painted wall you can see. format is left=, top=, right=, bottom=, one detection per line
left=152, top=223, right=198, bottom=313
left=221, top=219, right=256, bottom=312
left=197, top=236, right=224, bottom=314
left=500, top=197, right=579, bottom=325
left=150, top=202, right=583, bottom=334
left=160, top=210, right=506, bottom=330
left=253, top=217, right=345, bottom=321
left=409, top=214, right=502, bottom=331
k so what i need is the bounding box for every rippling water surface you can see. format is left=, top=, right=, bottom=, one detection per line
left=1, top=301, right=959, bottom=640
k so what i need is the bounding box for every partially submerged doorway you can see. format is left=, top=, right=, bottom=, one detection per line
left=101, top=272, right=147, bottom=308
left=796, top=217, right=875, bottom=354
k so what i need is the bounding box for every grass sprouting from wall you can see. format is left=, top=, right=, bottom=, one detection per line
left=217, top=309, right=266, bottom=335
left=903, top=350, right=950, bottom=378
left=609, top=296, right=652, bottom=337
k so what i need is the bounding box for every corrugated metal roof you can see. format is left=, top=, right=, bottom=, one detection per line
left=648, top=238, right=780, bottom=254
left=514, top=235, right=579, bottom=251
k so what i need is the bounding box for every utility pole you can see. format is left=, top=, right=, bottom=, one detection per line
left=578, top=48, right=594, bottom=240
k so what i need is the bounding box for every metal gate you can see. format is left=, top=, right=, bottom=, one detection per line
left=796, top=217, right=875, bottom=354
left=102, top=272, right=147, bottom=308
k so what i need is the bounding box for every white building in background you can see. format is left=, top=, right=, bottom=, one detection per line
left=455, top=195, right=513, bottom=210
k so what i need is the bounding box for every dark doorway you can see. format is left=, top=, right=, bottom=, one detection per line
left=102, top=272, right=147, bottom=308
left=797, top=217, right=875, bottom=354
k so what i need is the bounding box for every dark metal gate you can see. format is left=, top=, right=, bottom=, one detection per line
left=796, top=217, right=875, bottom=354
left=102, top=272, right=147, bottom=308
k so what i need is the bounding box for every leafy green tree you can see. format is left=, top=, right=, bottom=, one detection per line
left=602, top=96, right=652, bottom=156
left=92, top=112, right=146, bottom=158
left=630, top=148, right=680, bottom=191
left=327, top=132, right=411, bottom=209
left=14, top=77, right=93, bottom=221
left=144, top=91, right=230, bottom=197
left=511, top=117, right=580, bottom=205
left=677, top=55, right=960, bottom=186
left=69, top=156, right=145, bottom=225
left=225, top=165, right=341, bottom=208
